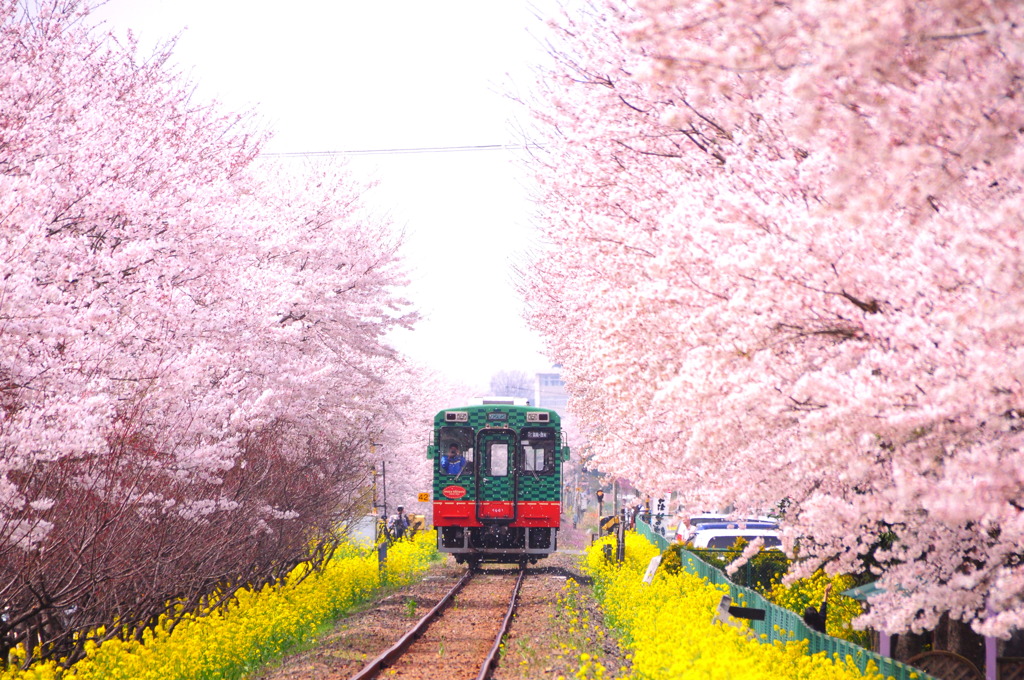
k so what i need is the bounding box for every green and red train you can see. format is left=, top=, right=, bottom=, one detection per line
left=428, top=401, right=569, bottom=565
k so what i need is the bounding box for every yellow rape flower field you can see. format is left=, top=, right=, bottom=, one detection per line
left=580, top=534, right=888, bottom=680
left=2, top=532, right=439, bottom=680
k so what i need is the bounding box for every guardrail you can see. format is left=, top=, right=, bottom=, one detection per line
left=634, top=519, right=935, bottom=680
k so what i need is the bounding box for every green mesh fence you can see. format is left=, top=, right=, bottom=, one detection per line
left=635, top=519, right=935, bottom=680
left=688, top=546, right=790, bottom=592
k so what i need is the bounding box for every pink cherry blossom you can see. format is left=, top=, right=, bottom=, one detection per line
left=0, top=0, right=433, bottom=664
left=525, top=0, right=1024, bottom=636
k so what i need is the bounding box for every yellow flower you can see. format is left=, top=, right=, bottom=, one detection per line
left=5, top=533, right=441, bottom=680
left=571, top=532, right=884, bottom=680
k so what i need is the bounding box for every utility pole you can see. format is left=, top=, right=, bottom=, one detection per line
left=381, top=460, right=388, bottom=519
left=377, top=458, right=388, bottom=574
left=371, top=464, right=378, bottom=513
left=370, top=441, right=387, bottom=519
left=616, top=506, right=626, bottom=562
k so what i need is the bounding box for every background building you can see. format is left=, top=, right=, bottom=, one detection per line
left=534, top=368, right=568, bottom=411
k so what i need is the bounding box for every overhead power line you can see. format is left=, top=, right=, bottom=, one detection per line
left=262, top=143, right=530, bottom=158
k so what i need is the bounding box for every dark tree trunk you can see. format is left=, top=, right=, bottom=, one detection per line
left=933, top=613, right=986, bottom=672
left=894, top=629, right=930, bottom=662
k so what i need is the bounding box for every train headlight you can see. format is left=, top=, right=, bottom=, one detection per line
left=526, top=412, right=550, bottom=423
left=444, top=411, right=469, bottom=422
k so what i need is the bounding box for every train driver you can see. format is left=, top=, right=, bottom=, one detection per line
left=441, top=443, right=467, bottom=475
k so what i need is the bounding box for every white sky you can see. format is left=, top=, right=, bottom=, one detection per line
left=90, top=0, right=560, bottom=391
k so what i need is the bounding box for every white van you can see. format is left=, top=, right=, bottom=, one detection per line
left=672, top=513, right=728, bottom=542
left=673, top=514, right=778, bottom=543
left=688, top=528, right=782, bottom=550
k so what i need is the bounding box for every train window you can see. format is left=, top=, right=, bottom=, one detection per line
left=520, top=428, right=555, bottom=474
left=439, top=427, right=474, bottom=476
left=488, top=442, right=509, bottom=477
left=522, top=444, right=554, bottom=474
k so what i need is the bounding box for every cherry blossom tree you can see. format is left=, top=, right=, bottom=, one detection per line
left=366, top=366, right=480, bottom=524
left=0, top=0, right=421, bottom=664
left=525, top=0, right=1024, bottom=636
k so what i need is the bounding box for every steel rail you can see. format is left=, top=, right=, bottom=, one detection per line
left=476, top=565, right=527, bottom=680
left=345, top=568, right=474, bottom=680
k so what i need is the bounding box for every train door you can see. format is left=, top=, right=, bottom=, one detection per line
left=476, top=429, right=518, bottom=523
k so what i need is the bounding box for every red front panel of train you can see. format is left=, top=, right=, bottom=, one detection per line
left=433, top=500, right=561, bottom=527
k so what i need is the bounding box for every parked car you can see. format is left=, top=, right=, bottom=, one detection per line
left=688, top=528, right=783, bottom=550
left=692, top=521, right=778, bottom=532
left=672, top=514, right=778, bottom=543
left=671, top=513, right=728, bottom=542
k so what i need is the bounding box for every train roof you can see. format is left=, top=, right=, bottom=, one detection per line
left=433, top=403, right=561, bottom=426
left=469, top=396, right=530, bottom=406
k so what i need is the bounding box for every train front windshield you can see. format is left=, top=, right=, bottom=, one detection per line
left=520, top=428, right=556, bottom=474
left=439, top=426, right=474, bottom=475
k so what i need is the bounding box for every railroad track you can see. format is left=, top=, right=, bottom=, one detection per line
left=346, top=565, right=526, bottom=680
